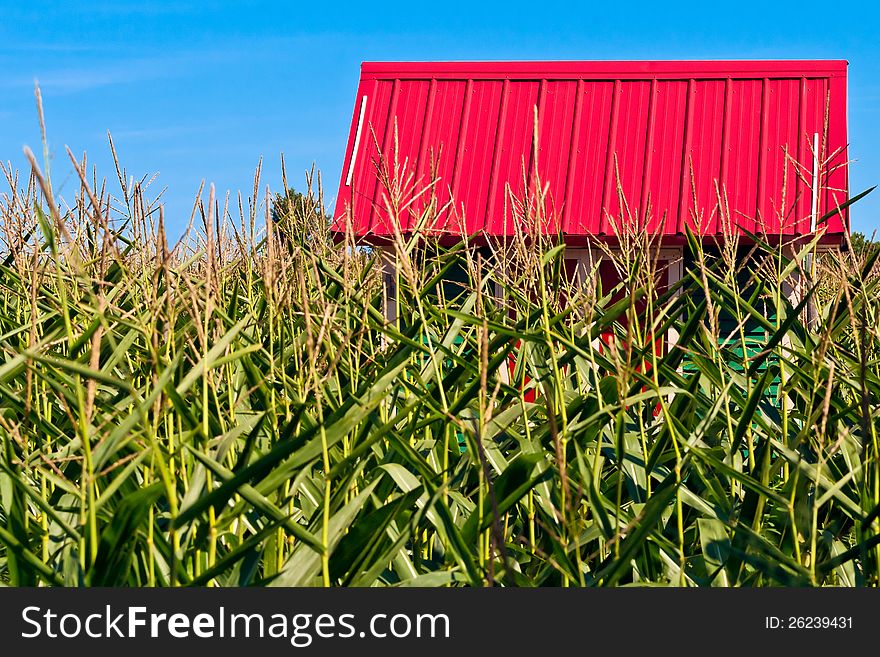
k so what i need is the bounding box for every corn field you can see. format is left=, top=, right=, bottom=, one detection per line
left=0, top=126, right=879, bottom=587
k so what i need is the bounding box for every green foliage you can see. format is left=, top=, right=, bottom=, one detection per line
left=0, top=151, right=879, bottom=587
left=271, top=185, right=333, bottom=250
left=849, top=231, right=879, bottom=259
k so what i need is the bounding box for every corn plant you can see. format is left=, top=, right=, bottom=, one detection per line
left=0, top=119, right=878, bottom=586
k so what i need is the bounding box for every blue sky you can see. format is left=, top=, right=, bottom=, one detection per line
left=1, top=0, right=878, bottom=237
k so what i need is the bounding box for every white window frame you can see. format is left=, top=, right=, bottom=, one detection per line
left=562, top=244, right=684, bottom=350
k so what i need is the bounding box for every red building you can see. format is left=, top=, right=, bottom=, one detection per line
left=331, top=60, right=848, bottom=307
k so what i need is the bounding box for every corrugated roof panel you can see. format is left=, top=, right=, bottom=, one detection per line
left=760, top=78, right=800, bottom=233
left=355, top=79, right=394, bottom=233
left=533, top=80, right=577, bottom=231
left=486, top=80, right=540, bottom=235
left=791, top=77, right=815, bottom=233
left=604, top=80, right=651, bottom=233
left=332, top=60, right=848, bottom=241
left=645, top=79, right=688, bottom=234
left=683, top=79, right=726, bottom=235
left=720, top=78, right=763, bottom=235
left=563, top=81, right=614, bottom=234
left=796, top=77, right=826, bottom=232
left=452, top=80, right=503, bottom=234
left=389, top=80, right=430, bottom=231
left=417, top=80, right=467, bottom=230
left=825, top=74, right=848, bottom=232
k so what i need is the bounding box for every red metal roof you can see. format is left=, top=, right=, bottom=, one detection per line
left=331, top=60, right=848, bottom=242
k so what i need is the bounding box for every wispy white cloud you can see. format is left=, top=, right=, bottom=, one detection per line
left=108, top=122, right=236, bottom=141
left=1, top=48, right=235, bottom=95
left=33, top=68, right=150, bottom=94
left=0, top=43, right=106, bottom=53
